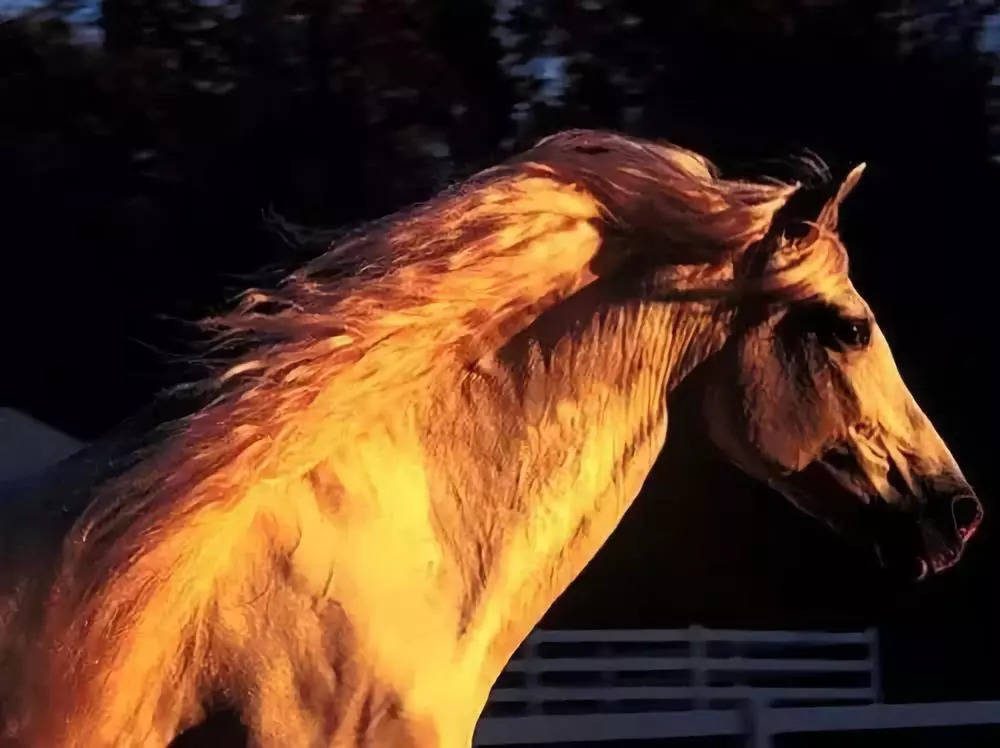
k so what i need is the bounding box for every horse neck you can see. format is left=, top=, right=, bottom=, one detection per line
left=424, top=297, right=730, bottom=711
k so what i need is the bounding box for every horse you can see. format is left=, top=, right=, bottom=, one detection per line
left=0, top=129, right=982, bottom=747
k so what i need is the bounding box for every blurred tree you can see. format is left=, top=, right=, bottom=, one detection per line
left=0, top=0, right=514, bottom=430
left=498, top=0, right=999, bottom=166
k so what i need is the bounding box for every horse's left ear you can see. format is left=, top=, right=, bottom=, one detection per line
left=817, top=163, right=866, bottom=231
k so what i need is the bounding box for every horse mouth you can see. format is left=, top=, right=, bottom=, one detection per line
left=873, top=530, right=965, bottom=582
left=874, top=539, right=945, bottom=582
left=869, top=495, right=978, bottom=583
left=782, top=453, right=979, bottom=583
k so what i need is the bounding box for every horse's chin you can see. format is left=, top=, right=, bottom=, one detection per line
left=770, top=456, right=966, bottom=584
left=872, top=537, right=933, bottom=583
left=871, top=510, right=969, bottom=583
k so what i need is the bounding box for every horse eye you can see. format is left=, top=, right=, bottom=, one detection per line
left=835, top=317, right=871, bottom=349
left=802, top=305, right=872, bottom=351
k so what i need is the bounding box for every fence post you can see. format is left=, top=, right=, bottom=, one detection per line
left=867, top=627, right=883, bottom=703
left=742, top=696, right=773, bottom=748
left=523, top=636, right=543, bottom=715
left=598, top=640, right=617, bottom=711
left=689, top=624, right=708, bottom=710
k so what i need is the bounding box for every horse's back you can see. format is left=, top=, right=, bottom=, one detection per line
left=0, top=409, right=172, bottom=742
left=0, top=438, right=121, bottom=643
left=0, top=393, right=188, bottom=545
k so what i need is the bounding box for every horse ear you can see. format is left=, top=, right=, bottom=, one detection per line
left=817, top=163, right=866, bottom=231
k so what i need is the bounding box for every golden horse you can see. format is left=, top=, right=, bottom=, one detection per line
left=0, top=130, right=982, bottom=746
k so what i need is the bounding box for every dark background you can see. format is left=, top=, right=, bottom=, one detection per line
left=2, top=0, right=999, bottom=708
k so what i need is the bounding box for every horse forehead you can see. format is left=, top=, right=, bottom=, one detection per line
left=796, top=242, right=860, bottom=305
left=821, top=278, right=868, bottom=309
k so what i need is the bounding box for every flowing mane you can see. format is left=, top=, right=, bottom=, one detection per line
left=63, top=130, right=804, bottom=547
left=21, top=130, right=835, bottom=744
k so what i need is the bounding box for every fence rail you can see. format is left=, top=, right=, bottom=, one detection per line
left=473, top=626, right=1000, bottom=747
left=485, top=625, right=880, bottom=715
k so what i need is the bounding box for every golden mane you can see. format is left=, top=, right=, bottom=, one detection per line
left=74, top=129, right=805, bottom=532
left=26, top=129, right=829, bottom=742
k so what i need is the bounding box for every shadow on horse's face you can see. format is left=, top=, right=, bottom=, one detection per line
left=698, top=276, right=982, bottom=583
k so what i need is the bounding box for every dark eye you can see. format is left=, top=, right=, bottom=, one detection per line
left=800, top=304, right=872, bottom=351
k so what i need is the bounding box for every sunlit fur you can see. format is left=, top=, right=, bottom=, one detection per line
left=0, top=130, right=975, bottom=747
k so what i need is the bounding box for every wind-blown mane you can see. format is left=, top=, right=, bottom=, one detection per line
left=20, top=130, right=838, bottom=743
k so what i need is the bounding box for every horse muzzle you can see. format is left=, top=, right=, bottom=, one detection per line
left=873, top=488, right=983, bottom=582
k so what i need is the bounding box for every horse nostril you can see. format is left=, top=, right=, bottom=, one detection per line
left=951, top=494, right=983, bottom=541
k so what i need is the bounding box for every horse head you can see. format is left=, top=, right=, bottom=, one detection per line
left=696, top=166, right=982, bottom=581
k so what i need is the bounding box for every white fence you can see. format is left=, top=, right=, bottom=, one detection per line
left=472, top=627, right=1000, bottom=747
